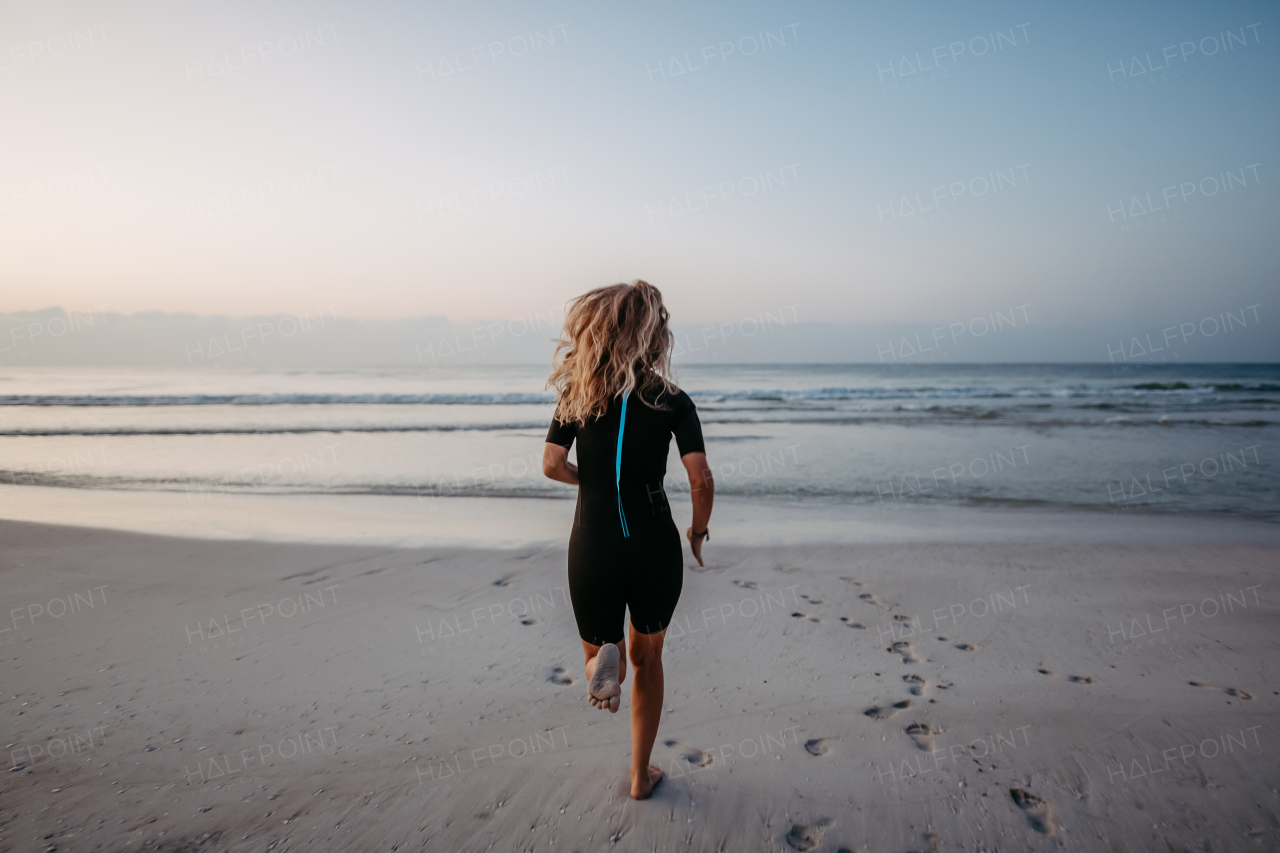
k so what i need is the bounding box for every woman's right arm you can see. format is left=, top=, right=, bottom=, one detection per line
left=680, top=452, right=714, bottom=567
left=542, top=442, right=579, bottom=486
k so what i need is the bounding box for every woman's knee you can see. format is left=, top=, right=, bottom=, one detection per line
left=628, top=640, right=663, bottom=669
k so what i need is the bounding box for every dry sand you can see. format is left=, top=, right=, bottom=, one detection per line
left=1, top=504, right=1278, bottom=852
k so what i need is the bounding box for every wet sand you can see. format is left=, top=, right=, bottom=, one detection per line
left=1, top=504, right=1278, bottom=851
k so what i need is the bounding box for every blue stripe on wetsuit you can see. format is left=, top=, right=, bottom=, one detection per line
left=615, top=394, right=630, bottom=538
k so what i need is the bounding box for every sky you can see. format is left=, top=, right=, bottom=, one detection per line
left=2, top=0, right=1277, bottom=344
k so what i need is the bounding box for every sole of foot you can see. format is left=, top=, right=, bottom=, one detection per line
left=588, top=643, right=622, bottom=713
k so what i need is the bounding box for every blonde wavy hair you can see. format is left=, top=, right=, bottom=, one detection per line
left=547, top=280, right=677, bottom=425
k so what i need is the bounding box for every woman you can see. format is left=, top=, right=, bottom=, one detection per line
left=542, top=280, right=714, bottom=800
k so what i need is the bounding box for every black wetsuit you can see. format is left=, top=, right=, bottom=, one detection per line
left=546, top=388, right=705, bottom=645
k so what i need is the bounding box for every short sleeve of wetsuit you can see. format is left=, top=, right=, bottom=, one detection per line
left=670, top=391, right=705, bottom=456
left=546, top=414, right=578, bottom=448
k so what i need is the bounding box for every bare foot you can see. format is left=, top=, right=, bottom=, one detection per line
left=630, top=764, right=664, bottom=799
left=588, top=643, right=621, bottom=713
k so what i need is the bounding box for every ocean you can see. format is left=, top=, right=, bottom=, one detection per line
left=1, top=363, right=1275, bottom=519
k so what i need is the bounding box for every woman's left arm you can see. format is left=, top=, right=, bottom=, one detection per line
left=542, top=443, right=579, bottom=486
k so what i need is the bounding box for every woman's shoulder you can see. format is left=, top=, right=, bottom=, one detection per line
left=657, top=386, right=695, bottom=411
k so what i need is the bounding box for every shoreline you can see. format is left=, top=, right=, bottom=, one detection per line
left=2, top=484, right=1279, bottom=550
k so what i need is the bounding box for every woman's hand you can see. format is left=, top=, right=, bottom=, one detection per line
left=686, top=527, right=706, bottom=567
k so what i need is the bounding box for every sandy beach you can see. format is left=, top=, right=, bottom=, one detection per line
left=2, top=493, right=1277, bottom=852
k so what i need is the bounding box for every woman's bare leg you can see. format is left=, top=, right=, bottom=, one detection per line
left=582, top=639, right=626, bottom=712
left=626, top=623, right=667, bottom=799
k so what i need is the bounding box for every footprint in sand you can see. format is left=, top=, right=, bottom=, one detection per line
left=663, top=739, right=713, bottom=767
left=792, top=612, right=821, bottom=623
left=1009, top=788, right=1057, bottom=835
left=893, top=614, right=914, bottom=625
left=903, top=673, right=928, bottom=696
left=519, top=618, right=539, bottom=626
left=888, top=641, right=919, bottom=663
left=905, top=722, right=941, bottom=751
left=733, top=580, right=761, bottom=590
left=804, top=738, right=835, bottom=756
left=839, top=617, right=867, bottom=629
left=802, top=594, right=825, bottom=605
left=859, top=592, right=885, bottom=606
left=954, top=642, right=977, bottom=651
left=492, top=574, right=516, bottom=587
left=1038, top=669, right=1094, bottom=683
left=785, top=819, right=833, bottom=851
left=1189, top=681, right=1254, bottom=700
left=547, top=667, right=574, bottom=686
left=864, top=699, right=912, bottom=720
left=775, top=565, right=802, bottom=575
left=839, top=577, right=863, bottom=586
